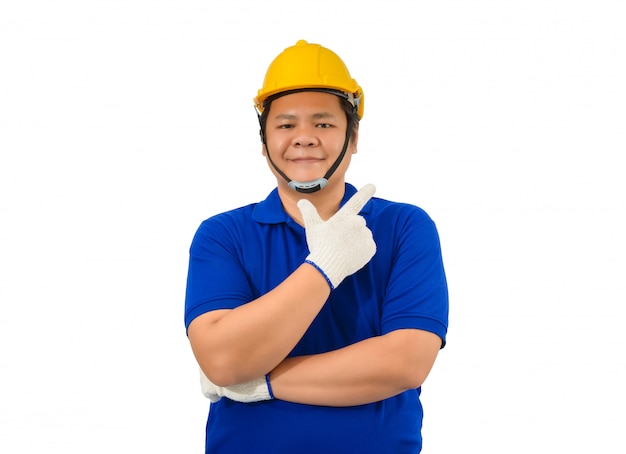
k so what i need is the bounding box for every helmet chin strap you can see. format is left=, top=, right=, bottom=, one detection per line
left=259, top=117, right=355, bottom=194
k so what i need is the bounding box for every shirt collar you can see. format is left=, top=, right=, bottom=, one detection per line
left=252, top=183, right=372, bottom=225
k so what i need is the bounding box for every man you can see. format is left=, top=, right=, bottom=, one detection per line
left=185, top=40, right=449, bottom=453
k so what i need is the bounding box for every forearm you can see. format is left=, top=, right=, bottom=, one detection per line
left=188, top=263, right=330, bottom=386
left=269, top=329, right=441, bottom=407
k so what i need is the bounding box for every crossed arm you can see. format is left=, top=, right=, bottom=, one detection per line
left=187, top=262, right=441, bottom=407
left=268, top=328, right=441, bottom=407
left=187, top=185, right=443, bottom=406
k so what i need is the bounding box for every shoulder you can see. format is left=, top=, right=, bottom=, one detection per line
left=200, top=203, right=256, bottom=229
left=367, top=196, right=434, bottom=229
left=365, top=196, right=444, bottom=255
left=190, top=203, right=258, bottom=252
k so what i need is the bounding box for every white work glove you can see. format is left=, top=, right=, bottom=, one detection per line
left=298, top=184, right=377, bottom=290
left=199, top=369, right=273, bottom=403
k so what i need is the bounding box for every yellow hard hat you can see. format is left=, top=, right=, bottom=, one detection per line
left=254, top=40, right=364, bottom=119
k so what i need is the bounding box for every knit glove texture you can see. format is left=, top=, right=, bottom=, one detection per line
left=297, top=184, right=377, bottom=290
left=199, top=369, right=272, bottom=403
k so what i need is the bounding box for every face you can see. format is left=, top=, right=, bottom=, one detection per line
left=262, top=91, right=358, bottom=190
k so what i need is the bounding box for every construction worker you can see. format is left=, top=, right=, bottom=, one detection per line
left=185, top=40, right=449, bottom=453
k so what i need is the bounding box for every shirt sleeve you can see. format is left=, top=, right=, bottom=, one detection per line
left=184, top=214, right=254, bottom=331
left=378, top=204, right=449, bottom=347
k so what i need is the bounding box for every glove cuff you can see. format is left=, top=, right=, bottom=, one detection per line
left=305, top=259, right=335, bottom=291
left=226, top=376, right=273, bottom=403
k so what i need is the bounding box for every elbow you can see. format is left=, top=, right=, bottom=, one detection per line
left=387, top=356, right=433, bottom=392
left=190, top=335, right=242, bottom=386
left=198, top=345, right=267, bottom=386
left=188, top=311, right=246, bottom=386
left=403, top=367, right=431, bottom=390
left=194, top=340, right=267, bottom=386
left=389, top=329, right=440, bottom=390
left=400, top=352, right=438, bottom=390
left=198, top=354, right=243, bottom=387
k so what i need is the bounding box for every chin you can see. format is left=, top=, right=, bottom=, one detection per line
left=288, top=172, right=325, bottom=183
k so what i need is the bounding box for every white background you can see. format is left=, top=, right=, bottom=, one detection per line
left=1, top=1, right=625, bottom=452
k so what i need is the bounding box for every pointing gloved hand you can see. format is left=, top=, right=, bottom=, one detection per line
left=200, top=369, right=273, bottom=403
left=297, top=184, right=377, bottom=290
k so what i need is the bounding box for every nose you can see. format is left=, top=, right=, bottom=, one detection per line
left=292, top=125, right=319, bottom=147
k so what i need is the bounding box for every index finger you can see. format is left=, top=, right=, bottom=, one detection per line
left=338, top=184, right=376, bottom=215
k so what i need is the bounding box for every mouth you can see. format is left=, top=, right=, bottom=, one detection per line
left=290, top=157, right=324, bottom=164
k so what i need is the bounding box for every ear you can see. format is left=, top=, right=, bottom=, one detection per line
left=350, top=127, right=359, bottom=154
left=261, top=143, right=267, bottom=156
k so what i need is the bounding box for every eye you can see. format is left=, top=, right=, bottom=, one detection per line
left=316, top=123, right=332, bottom=128
left=278, top=124, right=294, bottom=129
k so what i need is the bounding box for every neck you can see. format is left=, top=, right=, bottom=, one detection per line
left=277, top=179, right=346, bottom=225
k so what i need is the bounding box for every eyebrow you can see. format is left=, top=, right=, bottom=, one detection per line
left=273, top=112, right=337, bottom=121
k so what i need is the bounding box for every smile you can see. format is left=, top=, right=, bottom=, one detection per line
left=290, top=157, right=324, bottom=164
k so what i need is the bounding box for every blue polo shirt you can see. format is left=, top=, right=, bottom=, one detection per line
left=185, top=183, right=448, bottom=453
